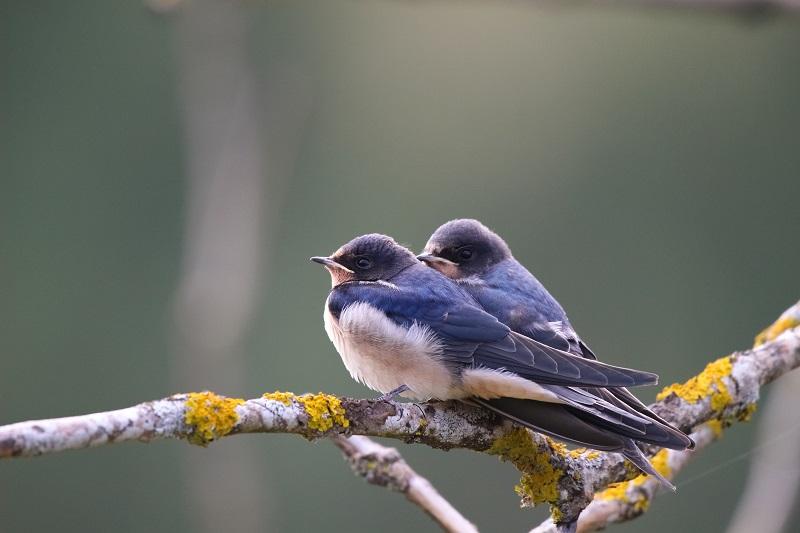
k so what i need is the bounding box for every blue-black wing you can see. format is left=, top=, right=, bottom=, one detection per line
left=522, top=321, right=690, bottom=444
left=328, top=278, right=658, bottom=388
left=470, top=331, right=657, bottom=387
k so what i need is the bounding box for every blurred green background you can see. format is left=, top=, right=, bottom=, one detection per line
left=2, top=1, right=799, bottom=532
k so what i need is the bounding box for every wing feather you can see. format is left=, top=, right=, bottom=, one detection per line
left=470, top=331, right=658, bottom=388
left=330, top=280, right=659, bottom=389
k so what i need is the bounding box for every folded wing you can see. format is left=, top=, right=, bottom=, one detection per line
left=520, top=321, right=690, bottom=445
left=468, top=331, right=659, bottom=388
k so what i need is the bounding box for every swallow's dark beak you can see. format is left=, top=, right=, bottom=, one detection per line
left=416, top=252, right=458, bottom=267
left=310, top=256, right=354, bottom=273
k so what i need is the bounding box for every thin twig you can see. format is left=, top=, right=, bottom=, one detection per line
left=332, top=436, right=478, bottom=533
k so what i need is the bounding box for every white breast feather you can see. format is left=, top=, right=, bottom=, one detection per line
left=323, top=301, right=457, bottom=400
left=461, top=367, right=564, bottom=403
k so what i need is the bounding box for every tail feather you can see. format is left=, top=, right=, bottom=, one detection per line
left=470, top=397, right=624, bottom=450
left=468, top=396, right=683, bottom=491
left=622, top=439, right=676, bottom=491
left=542, top=384, right=693, bottom=450
left=603, top=387, right=696, bottom=450
left=506, top=332, right=660, bottom=388
left=576, top=340, right=694, bottom=449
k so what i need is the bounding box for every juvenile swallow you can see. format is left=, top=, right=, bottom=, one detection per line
left=418, top=219, right=694, bottom=488
left=312, top=234, right=685, bottom=486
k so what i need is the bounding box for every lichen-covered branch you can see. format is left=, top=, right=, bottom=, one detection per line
left=1, top=301, right=799, bottom=528
left=532, top=301, right=800, bottom=532
left=332, top=435, right=478, bottom=533
left=530, top=420, right=722, bottom=533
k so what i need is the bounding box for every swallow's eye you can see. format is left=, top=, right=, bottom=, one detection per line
left=458, top=247, right=474, bottom=261
left=355, top=257, right=372, bottom=270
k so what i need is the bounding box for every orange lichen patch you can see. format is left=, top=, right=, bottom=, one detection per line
left=754, top=313, right=800, bottom=347
left=184, top=391, right=245, bottom=446
left=656, top=356, right=733, bottom=412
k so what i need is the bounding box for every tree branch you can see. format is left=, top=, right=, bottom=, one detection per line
left=532, top=300, right=800, bottom=531
left=1, top=301, right=799, bottom=529
left=332, top=435, right=478, bottom=533
left=530, top=420, right=721, bottom=533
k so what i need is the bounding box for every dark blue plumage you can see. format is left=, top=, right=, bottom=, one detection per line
left=468, top=259, right=582, bottom=351
left=318, top=238, right=658, bottom=390
left=326, top=264, right=503, bottom=343
left=420, top=219, right=694, bottom=489
left=312, top=232, right=690, bottom=488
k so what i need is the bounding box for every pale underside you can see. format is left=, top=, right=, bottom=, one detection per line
left=324, top=301, right=563, bottom=403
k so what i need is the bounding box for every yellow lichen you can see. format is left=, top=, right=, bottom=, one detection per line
left=595, top=480, right=630, bottom=502
left=488, top=428, right=563, bottom=507
left=754, top=314, right=800, bottom=347
left=567, top=448, right=600, bottom=461
left=547, top=438, right=569, bottom=458
left=698, top=401, right=756, bottom=440
left=414, top=417, right=429, bottom=436
left=656, top=356, right=733, bottom=412
left=262, top=391, right=349, bottom=432
left=737, top=403, right=757, bottom=422
left=706, top=419, right=724, bottom=438
left=647, top=449, right=672, bottom=482
left=296, top=393, right=349, bottom=432
left=631, top=495, right=651, bottom=513
left=595, top=449, right=671, bottom=512
left=263, top=391, right=296, bottom=406
left=184, top=391, right=245, bottom=446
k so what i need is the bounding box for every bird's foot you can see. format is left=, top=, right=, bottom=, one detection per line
left=376, top=385, right=409, bottom=402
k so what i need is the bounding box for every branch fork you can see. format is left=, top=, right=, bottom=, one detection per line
left=1, top=301, right=799, bottom=532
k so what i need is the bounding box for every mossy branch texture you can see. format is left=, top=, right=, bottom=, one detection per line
left=1, top=301, right=799, bottom=532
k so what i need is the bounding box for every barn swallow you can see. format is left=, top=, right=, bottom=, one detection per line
left=418, top=219, right=694, bottom=488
